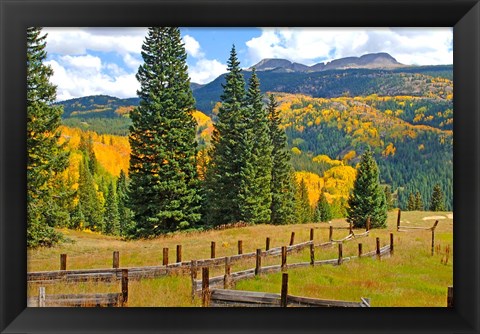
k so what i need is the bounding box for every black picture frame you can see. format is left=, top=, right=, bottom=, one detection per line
left=1, top=0, right=478, bottom=333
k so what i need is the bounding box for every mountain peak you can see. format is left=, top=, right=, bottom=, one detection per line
left=249, top=52, right=405, bottom=73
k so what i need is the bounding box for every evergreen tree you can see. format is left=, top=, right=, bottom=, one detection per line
left=239, top=69, right=273, bottom=224
left=384, top=185, right=394, bottom=210
left=117, top=170, right=133, bottom=236
left=79, top=134, right=97, bottom=174
left=346, top=148, right=387, bottom=228
left=27, top=27, right=69, bottom=247
left=429, top=184, right=445, bottom=211
left=77, top=156, right=104, bottom=231
left=415, top=191, right=424, bottom=211
left=407, top=192, right=416, bottom=211
left=295, top=178, right=313, bottom=224
left=267, top=94, right=296, bottom=225
left=205, top=45, right=248, bottom=226
left=316, top=191, right=332, bottom=222
left=103, top=181, right=120, bottom=235
left=70, top=202, right=85, bottom=230
left=128, top=27, right=201, bottom=236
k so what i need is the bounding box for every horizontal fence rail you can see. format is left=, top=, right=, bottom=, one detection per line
left=28, top=230, right=362, bottom=283
left=28, top=269, right=128, bottom=307
left=193, top=240, right=393, bottom=293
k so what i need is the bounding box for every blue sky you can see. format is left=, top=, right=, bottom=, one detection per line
left=43, top=27, right=453, bottom=101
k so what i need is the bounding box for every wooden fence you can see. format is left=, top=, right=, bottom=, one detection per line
left=193, top=235, right=394, bottom=293
left=396, top=209, right=440, bottom=255
left=203, top=273, right=370, bottom=307
left=28, top=227, right=364, bottom=283
left=27, top=269, right=128, bottom=307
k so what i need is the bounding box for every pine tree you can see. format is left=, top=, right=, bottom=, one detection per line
left=384, top=185, right=394, bottom=210
left=346, top=148, right=387, bottom=228
left=239, top=69, right=273, bottom=224
left=79, top=134, right=97, bottom=174
left=77, top=156, right=104, bottom=231
left=205, top=45, right=248, bottom=226
left=128, top=27, right=201, bottom=237
left=27, top=27, right=69, bottom=247
left=295, top=178, right=313, bottom=224
left=415, top=191, right=424, bottom=211
left=103, top=181, right=120, bottom=235
left=316, top=191, right=332, bottom=222
left=117, top=170, right=133, bottom=236
left=267, top=94, right=296, bottom=225
left=407, top=192, right=416, bottom=211
left=429, top=184, right=445, bottom=211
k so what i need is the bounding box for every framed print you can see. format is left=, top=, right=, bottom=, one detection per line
left=1, top=0, right=479, bottom=333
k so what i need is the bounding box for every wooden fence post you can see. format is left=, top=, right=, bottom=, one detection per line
left=366, top=217, right=371, bottom=231
left=397, top=209, right=401, bottom=231
left=113, top=251, right=119, bottom=269
left=431, top=220, right=439, bottom=256
left=266, top=237, right=270, bottom=251
left=190, top=260, right=197, bottom=301
left=121, top=269, right=128, bottom=306
left=163, top=248, right=169, bottom=266
left=289, top=232, right=295, bottom=246
left=349, top=221, right=353, bottom=234
left=390, top=233, right=394, bottom=255
left=176, top=245, right=182, bottom=263
left=39, top=287, right=46, bottom=307
left=358, top=243, right=363, bottom=258
left=238, top=240, right=243, bottom=255
left=337, top=243, right=343, bottom=265
left=329, top=226, right=333, bottom=241
left=224, top=257, right=232, bottom=289
left=60, top=254, right=67, bottom=271
left=281, top=273, right=288, bottom=307
left=447, top=286, right=453, bottom=307
left=211, top=241, right=216, bottom=259
left=310, top=242, right=315, bottom=266
left=376, top=237, right=381, bottom=259
left=281, top=246, right=287, bottom=271
left=255, top=249, right=262, bottom=276
left=202, top=267, right=210, bottom=307
left=310, top=228, right=314, bottom=241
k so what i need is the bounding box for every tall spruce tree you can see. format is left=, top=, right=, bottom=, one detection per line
left=27, top=27, right=69, bottom=247
left=384, top=185, right=394, bottom=210
left=205, top=45, right=248, bottom=226
left=77, top=156, right=104, bottom=231
left=117, top=170, right=133, bottom=236
left=295, top=178, right=313, bottom=224
left=267, top=94, right=296, bottom=225
left=346, top=148, right=387, bottom=228
left=239, top=69, right=273, bottom=224
left=316, top=191, right=332, bottom=222
left=429, top=184, right=445, bottom=211
left=407, top=192, right=416, bottom=211
left=103, top=181, right=120, bottom=235
left=128, top=27, right=201, bottom=237
left=415, top=191, right=424, bottom=211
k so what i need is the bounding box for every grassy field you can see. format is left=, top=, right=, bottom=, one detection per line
left=27, top=210, right=453, bottom=307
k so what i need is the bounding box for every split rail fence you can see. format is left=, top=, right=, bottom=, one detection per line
left=27, top=269, right=128, bottom=307
left=192, top=235, right=394, bottom=294
left=28, top=226, right=369, bottom=284
left=202, top=272, right=370, bottom=307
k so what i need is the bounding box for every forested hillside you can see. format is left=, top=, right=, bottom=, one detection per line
left=192, top=65, right=453, bottom=114
left=55, top=58, right=453, bottom=217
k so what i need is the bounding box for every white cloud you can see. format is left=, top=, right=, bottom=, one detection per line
left=188, top=59, right=226, bottom=84
left=46, top=58, right=139, bottom=101
left=44, top=27, right=146, bottom=56
left=245, top=27, right=453, bottom=66
left=183, top=35, right=203, bottom=58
